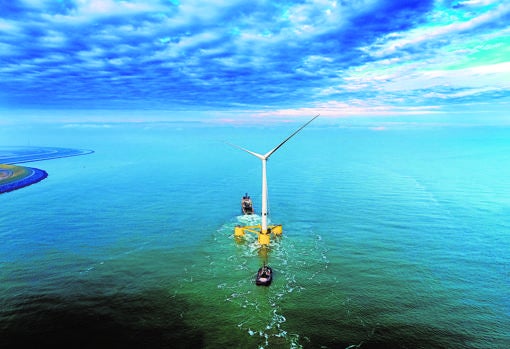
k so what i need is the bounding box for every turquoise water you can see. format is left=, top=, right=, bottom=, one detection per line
left=1, top=124, right=509, bottom=348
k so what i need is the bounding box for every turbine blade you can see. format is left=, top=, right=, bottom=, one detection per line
left=264, top=114, right=319, bottom=159
left=225, top=141, right=265, bottom=160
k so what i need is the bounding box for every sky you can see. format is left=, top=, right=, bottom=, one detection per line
left=0, top=0, right=509, bottom=125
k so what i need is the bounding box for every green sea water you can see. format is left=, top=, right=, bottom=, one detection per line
left=1, top=123, right=509, bottom=348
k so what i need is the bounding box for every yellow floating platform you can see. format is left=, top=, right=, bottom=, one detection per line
left=234, top=224, right=282, bottom=245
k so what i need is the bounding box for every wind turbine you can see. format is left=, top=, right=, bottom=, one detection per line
left=228, top=114, right=319, bottom=245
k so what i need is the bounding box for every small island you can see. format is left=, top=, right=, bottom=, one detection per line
left=0, top=146, right=93, bottom=194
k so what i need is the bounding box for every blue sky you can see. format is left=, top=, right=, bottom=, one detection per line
left=0, top=0, right=509, bottom=125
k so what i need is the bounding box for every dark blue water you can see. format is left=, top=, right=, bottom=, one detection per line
left=1, top=123, right=509, bottom=348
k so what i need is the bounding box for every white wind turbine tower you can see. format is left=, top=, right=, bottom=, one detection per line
left=229, top=114, right=319, bottom=245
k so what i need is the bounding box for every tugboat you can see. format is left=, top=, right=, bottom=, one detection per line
left=241, top=193, right=254, bottom=215
left=255, top=264, right=273, bottom=286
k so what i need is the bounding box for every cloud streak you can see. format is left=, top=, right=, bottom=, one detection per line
left=0, top=0, right=508, bottom=123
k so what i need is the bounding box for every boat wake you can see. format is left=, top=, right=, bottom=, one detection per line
left=236, top=213, right=262, bottom=226
left=214, top=220, right=330, bottom=347
left=176, top=215, right=330, bottom=348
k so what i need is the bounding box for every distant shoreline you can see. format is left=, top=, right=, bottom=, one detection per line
left=0, top=147, right=93, bottom=194
left=0, top=146, right=94, bottom=165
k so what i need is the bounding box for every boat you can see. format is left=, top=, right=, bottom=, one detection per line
left=255, top=265, right=272, bottom=286
left=241, top=193, right=254, bottom=215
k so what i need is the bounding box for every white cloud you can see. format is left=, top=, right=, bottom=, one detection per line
left=1, top=0, right=509, bottom=123
left=74, top=0, right=160, bottom=16
left=364, top=1, right=510, bottom=58
left=458, top=0, right=500, bottom=6
left=251, top=102, right=441, bottom=120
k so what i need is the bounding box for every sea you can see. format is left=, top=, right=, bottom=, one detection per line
left=0, top=122, right=509, bottom=348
